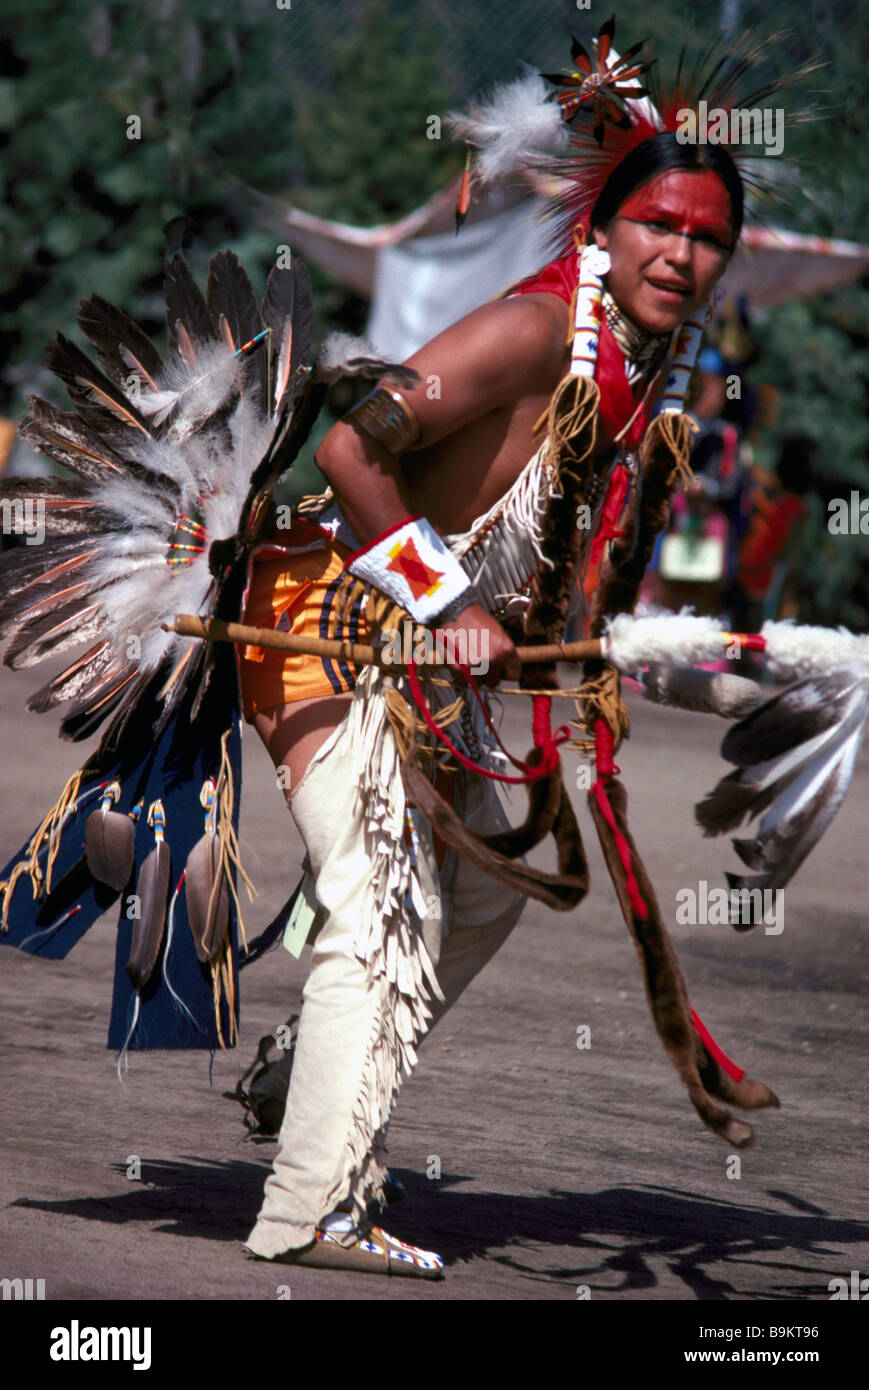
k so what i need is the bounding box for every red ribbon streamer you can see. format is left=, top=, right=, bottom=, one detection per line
left=591, top=720, right=748, bottom=1081
left=405, top=659, right=569, bottom=785
left=591, top=720, right=649, bottom=921
left=690, top=1007, right=746, bottom=1083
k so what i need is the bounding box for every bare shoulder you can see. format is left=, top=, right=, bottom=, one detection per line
left=487, top=292, right=570, bottom=370
left=403, top=291, right=570, bottom=402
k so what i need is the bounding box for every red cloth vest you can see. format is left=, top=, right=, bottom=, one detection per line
left=509, top=250, right=659, bottom=449
left=510, top=251, right=665, bottom=587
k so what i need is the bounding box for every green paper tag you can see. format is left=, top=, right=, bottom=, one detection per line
left=282, top=874, right=320, bottom=958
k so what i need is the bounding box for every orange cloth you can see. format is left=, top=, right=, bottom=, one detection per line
left=239, top=533, right=368, bottom=721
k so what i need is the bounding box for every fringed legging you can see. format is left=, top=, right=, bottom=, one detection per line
left=243, top=731, right=526, bottom=1259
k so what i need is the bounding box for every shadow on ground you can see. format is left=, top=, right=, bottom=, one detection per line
left=11, top=1159, right=866, bottom=1299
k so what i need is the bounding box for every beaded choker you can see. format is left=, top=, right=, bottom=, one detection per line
left=602, top=291, right=670, bottom=384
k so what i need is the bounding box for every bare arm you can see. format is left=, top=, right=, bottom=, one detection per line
left=315, top=294, right=567, bottom=540
left=314, top=296, right=568, bottom=684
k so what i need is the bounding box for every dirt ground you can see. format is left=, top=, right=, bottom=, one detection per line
left=1, top=672, right=867, bottom=1302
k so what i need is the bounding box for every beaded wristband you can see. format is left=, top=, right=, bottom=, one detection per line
left=346, top=515, right=475, bottom=626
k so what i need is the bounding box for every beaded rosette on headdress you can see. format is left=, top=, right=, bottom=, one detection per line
left=449, top=15, right=817, bottom=244
left=451, top=15, right=817, bottom=433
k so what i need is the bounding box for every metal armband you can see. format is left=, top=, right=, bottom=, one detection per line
left=344, top=384, right=421, bottom=455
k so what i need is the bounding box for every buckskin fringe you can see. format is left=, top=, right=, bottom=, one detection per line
left=330, top=666, right=445, bottom=1218
left=213, top=726, right=257, bottom=952
left=446, top=439, right=561, bottom=611
left=574, top=410, right=693, bottom=753
left=205, top=727, right=256, bottom=1049
left=0, top=767, right=83, bottom=930
left=522, top=374, right=600, bottom=689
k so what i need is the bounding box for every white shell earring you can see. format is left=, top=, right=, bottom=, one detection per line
left=582, top=246, right=611, bottom=278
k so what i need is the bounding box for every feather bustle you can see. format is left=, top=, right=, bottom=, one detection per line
left=0, top=548, right=98, bottom=630
left=60, top=670, right=147, bottom=742
left=5, top=604, right=105, bottom=669
left=18, top=399, right=127, bottom=481
left=3, top=247, right=327, bottom=749
left=77, top=293, right=164, bottom=385
left=26, top=641, right=114, bottom=711
left=261, top=261, right=312, bottom=414
left=207, top=251, right=265, bottom=401
left=163, top=253, right=216, bottom=365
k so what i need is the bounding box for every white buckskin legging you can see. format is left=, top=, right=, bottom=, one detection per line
left=242, top=691, right=526, bottom=1260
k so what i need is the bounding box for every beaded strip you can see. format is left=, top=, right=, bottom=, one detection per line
left=165, top=512, right=207, bottom=568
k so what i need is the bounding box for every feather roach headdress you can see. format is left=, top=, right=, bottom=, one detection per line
left=448, top=15, right=819, bottom=243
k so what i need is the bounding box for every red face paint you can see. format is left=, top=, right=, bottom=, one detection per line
left=593, top=170, right=736, bottom=336
left=617, top=170, right=734, bottom=248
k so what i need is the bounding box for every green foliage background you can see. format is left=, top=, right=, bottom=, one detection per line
left=0, top=0, right=866, bottom=623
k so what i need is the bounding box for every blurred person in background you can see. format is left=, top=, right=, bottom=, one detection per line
left=643, top=346, right=752, bottom=618
left=730, top=433, right=816, bottom=633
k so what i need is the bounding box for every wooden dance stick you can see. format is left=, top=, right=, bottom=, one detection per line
left=168, top=614, right=605, bottom=666
left=168, top=615, right=767, bottom=669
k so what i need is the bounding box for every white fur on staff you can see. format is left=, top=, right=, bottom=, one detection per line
left=602, top=611, right=727, bottom=672
left=761, top=620, right=869, bottom=682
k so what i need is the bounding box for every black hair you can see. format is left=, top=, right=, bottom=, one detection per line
left=776, top=435, right=816, bottom=496
left=590, top=131, right=745, bottom=248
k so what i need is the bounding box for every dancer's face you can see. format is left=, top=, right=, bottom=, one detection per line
left=592, top=170, right=735, bottom=336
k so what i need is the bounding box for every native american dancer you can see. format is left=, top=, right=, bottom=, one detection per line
left=1, top=21, right=863, bottom=1280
